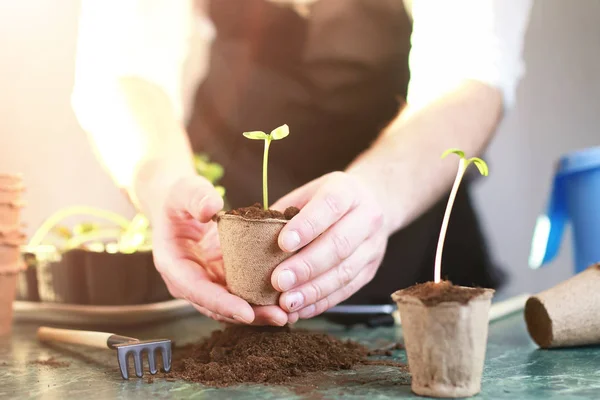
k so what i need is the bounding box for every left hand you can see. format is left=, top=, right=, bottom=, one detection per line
left=271, top=171, right=388, bottom=320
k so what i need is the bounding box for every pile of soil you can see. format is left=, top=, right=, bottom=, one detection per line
left=225, top=203, right=299, bottom=221
left=401, top=281, right=486, bottom=306
left=166, top=325, right=404, bottom=387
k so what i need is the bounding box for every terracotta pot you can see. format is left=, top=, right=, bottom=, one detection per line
left=0, top=173, right=22, bottom=188
left=0, top=185, right=24, bottom=204
left=0, top=244, right=21, bottom=269
left=0, top=227, right=26, bottom=246
left=392, top=286, right=494, bottom=398
left=0, top=202, right=23, bottom=228
left=0, top=272, right=18, bottom=335
left=216, top=213, right=294, bottom=305
left=525, top=263, right=600, bottom=348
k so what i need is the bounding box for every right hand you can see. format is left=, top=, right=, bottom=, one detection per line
left=151, top=175, right=296, bottom=326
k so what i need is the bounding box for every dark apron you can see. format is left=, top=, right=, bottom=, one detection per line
left=187, top=0, right=506, bottom=304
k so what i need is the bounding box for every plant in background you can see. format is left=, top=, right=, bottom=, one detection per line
left=28, top=153, right=228, bottom=253
left=243, top=124, right=290, bottom=210
left=434, top=149, right=489, bottom=284
left=194, top=153, right=226, bottom=197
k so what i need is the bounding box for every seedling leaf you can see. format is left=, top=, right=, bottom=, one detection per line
left=434, top=148, right=489, bottom=284
left=441, top=148, right=465, bottom=159
left=270, top=124, right=289, bottom=140
left=469, top=157, right=489, bottom=176
left=243, top=131, right=269, bottom=140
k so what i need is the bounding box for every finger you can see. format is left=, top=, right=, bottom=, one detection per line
left=297, top=265, right=378, bottom=319
left=156, top=254, right=255, bottom=324
left=287, top=312, right=299, bottom=325
left=192, top=304, right=239, bottom=325
left=278, top=172, right=358, bottom=252
left=278, top=237, right=375, bottom=312
left=166, top=175, right=224, bottom=222
left=271, top=175, right=327, bottom=211
left=272, top=205, right=378, bottom=293
left=252, top=306, right=289, bottom=326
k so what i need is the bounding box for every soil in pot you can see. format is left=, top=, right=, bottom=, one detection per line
left=393, top=281, right=494, bottom=398
left=217, top=203, right=300, bottom=306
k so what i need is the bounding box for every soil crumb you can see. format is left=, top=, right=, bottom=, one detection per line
left=29, top=357, right=70, bottom=368
left=165, top=325, right=405, bottom=387
left=395, top=281, right=488, bottom=306
left=367, top=342, right=404, bottom=356
left=226, top=203, right=299, bottom=221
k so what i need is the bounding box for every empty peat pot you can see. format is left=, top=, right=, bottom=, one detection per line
left=0, top=272, right=18, bottom=335
left=392, top=282, right=495, bottom=398
left=216, top=211, right=294, bottom=306
left=525, top=263, right=600, bottom=348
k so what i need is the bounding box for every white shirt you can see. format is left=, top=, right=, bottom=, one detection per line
left=72, top=0, right=533, bottom=128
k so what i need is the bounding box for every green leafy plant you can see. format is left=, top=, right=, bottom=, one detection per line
left=243, top=124, right=290, bottom=209
left=434, top=149, right=489, bottom=284
left=28, top=153, right=227, bottom=254
left=194, top=153, right=226, bottom=197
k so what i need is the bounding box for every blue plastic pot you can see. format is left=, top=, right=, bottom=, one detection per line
left=529, top=146, right=600, bottom=273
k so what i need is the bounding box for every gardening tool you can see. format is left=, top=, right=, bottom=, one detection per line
left=529, top=146, right=600, bottom=273
left=37, top=326, right=171, bottom=379
left=324, top=304, right=397, bottom=327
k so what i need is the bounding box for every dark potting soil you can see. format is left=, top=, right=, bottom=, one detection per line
left=29, top=357, right=70, bottom=368
left=164, top=325, right=405, bottom=387
left=225, top=203, right=299, bottom=221
left=400, top=280, right=487, bottom=306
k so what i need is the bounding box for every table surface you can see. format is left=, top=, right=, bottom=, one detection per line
left=1, top=311, right=599, bottom=400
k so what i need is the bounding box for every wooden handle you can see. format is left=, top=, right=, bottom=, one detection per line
left=37, top=327, right=114, bottom=349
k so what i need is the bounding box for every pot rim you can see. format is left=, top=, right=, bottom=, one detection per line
left=392, top=287, right=494, bottom=308
left=215, top=211, right=289, bottom=225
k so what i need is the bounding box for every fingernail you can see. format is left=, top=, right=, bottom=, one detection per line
left=285, top=292, right=304, bottom=312
left=277, top=270, right=297, bottom=291
left=270, top=319, right=286, bottom=327
left=232, top=314, right=251, bottom=324
left=281, top=230, right=301, bottom=251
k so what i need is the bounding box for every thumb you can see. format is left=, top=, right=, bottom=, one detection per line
left=166, top=175, right=224, bottom=223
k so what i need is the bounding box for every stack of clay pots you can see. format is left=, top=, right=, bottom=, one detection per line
left=0, top=173, right=26, bottom=335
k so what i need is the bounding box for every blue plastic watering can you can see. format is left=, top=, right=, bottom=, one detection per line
left=529, top=146, right=600, bottom=273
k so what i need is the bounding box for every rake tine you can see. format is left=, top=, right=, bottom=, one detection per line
left=160, top=343, right=172, bottom=373
left=147, top=349, right=158, bottom=375
left=117, top=349, right=130, bottom=380
left=132, top=349, right=144, bottom=378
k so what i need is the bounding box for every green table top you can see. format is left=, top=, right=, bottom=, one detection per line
left=1, top=311, right=599, bottom=399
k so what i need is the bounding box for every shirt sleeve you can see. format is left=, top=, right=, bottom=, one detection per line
left=71, top=0, right=195, bottom=121
left=406, top=0, right=534, bottom=110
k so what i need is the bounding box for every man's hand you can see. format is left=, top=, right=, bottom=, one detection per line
left=151, top=175, right=296, bottom=326
left=271, top=171, right=387, bottom=319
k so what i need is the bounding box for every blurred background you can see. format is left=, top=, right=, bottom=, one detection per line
left=1, top=0, right=599, bottom=298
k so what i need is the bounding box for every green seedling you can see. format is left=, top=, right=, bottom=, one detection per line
left=434, top=148, right=489, bottom=284
left=243, top=124, right=290, bottom=210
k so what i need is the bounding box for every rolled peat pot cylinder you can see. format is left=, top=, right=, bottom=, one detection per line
left=392, top=282, right=495, bottom=398
left=216, top=212, right=295, bottom=306
left=525, top=263, right=600, bottom=349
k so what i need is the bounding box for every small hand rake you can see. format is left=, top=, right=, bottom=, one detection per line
left=37, top=326, right=171, bottom=380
